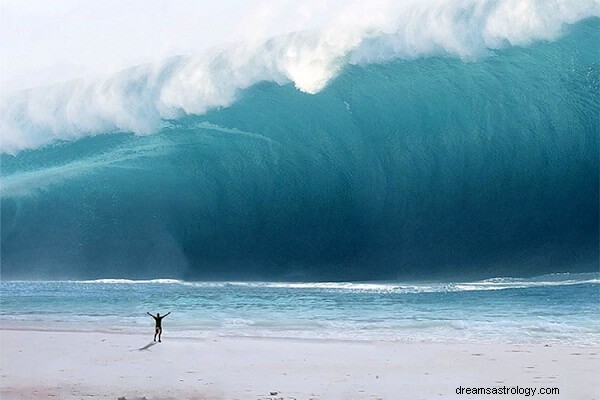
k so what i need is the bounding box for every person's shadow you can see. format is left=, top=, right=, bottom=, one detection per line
left=138, top=341, right=157, bottom=351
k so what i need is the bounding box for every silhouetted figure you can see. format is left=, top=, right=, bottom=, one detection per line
left=147, top=311, right=171, bottom=342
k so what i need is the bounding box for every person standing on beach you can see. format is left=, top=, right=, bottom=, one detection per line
left=147, top=311, right=171, bottom=342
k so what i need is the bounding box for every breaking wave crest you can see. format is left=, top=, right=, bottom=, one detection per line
left=2, top=0, right=598, bottom=153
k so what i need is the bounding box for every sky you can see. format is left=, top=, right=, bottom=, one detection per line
left=0, top=0, right=346, bottom=93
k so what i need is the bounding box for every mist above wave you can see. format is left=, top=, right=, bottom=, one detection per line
left=2, top=0, right=598, bottom=154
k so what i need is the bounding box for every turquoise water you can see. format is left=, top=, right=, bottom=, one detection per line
left=2, top=19, right=598, bottom=281
left=1, top=273, right=598, bottom=344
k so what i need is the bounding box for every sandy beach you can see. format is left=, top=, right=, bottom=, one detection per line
left=1, top=329, right=598, bottom=400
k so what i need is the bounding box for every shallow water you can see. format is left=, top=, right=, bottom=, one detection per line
left=1, top=273, right=597, bottom=345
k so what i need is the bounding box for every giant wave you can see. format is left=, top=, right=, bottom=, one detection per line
left=0, top=2, right=598, bottom=280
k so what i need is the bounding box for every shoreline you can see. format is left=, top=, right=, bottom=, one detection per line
left=2, top=325, right=597, bottom=347
left=1, top=329, right=598, bottom=399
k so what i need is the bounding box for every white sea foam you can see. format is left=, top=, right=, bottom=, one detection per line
left=75, top=278, right=184, bottom=284
left=64, top=272, right=599, bottom=293
left=1, top=0, right=598, bottom=154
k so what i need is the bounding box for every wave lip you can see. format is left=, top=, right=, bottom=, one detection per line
left=2, top=0, right=598, bottom=154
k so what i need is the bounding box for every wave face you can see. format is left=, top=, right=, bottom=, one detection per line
left=1, top=18, right=599, bottom=280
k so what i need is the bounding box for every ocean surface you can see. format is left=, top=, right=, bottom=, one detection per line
left=1, top=273, right=598, bottom=345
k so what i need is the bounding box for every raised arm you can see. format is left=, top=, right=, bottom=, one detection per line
left=164, top=312, right=171, bottom=317
left=147, top=312, right=154, bottom=317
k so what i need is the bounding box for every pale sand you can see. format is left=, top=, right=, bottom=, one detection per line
left=0, top=330, right=598, bottom=399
